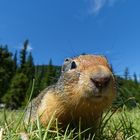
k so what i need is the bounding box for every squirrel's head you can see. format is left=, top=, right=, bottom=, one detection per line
left=60, top=55, right=116, bottom=105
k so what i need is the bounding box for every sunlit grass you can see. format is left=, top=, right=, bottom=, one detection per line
left=0, top=107, right=139, bottom=140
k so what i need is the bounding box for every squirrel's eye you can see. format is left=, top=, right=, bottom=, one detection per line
left=65, top=58, right=70, bottom=62
left=71, top=61, right=77, bottom=69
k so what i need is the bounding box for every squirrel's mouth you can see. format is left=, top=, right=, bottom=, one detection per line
left=83, top=86, right=110, bottom=99
left=93, top=93, right=102, bottom=98
left=91, top=92, right=104, bottom=99
left=82, top=90, right=104, bottom=99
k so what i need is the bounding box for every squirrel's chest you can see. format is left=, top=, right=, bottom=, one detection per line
left=38, top=93, right=103, bottom=128
left=57, top=101, right=102, bottom=129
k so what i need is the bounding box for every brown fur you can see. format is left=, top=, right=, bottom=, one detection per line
left=25, top=55, right=116, bottom=131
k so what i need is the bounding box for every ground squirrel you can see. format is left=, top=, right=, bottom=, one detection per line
left=25, top=54, right=116, bottom=131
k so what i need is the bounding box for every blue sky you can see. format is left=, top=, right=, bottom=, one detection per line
left=0, top=0, right=140, bottom=76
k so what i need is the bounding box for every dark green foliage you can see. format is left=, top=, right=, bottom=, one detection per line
left=33, top=61, right=60, bottom=97
left=114, top=74, right=140, bottom=109
left=13, top=51, right=18, bottom=72
left=25, top=52, right=35, bottom=80
left=45, top=59, right=57, bottom=87
left=20, top=40, right=28, bottom=69
left=2, top=73, right=28, bottom=109
left=33, top=65, right=47, bottom=98
left=124, top=67, right=129, bottom=80
left=0, top=45, right=15, bottom=101
left=0, top=43, right=60, bottom=108
left=0, top=41, right=35, bottom=108
left=133, top=72, right=138, bottom=85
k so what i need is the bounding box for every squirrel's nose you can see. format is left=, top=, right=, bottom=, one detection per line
left=90, top=75, right=111, bottom=89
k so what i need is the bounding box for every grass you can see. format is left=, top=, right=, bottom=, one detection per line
left=0, top=107, right=139, bottom=140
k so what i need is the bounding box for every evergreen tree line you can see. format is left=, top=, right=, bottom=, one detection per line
left=115, top=68, right=140, bottom=109
left=0, top=41, right=140, bottom=109
left=0, top=40, right=60, bottom=109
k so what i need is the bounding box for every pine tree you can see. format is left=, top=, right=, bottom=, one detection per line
left=133, top=72, right=138, bottom=85
left=33, top=65, right=46, bottom=98
left=26, top=52, right=35, bottom=80
left=13, top=51, right=17, bottom=72
left=45, top=59, right=56, bottom=87
left=0, top=45, right=15, bottom=100
left=20, top=39, right=28, bottom=70
left=124, top=67, right=129, bottom=80
left=1, top=41, right=35, bottom=108
left=24, top=52, right=35, bottom=104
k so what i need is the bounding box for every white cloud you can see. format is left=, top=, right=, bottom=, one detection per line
left=88, top=0, right=121, bottom=15
left=89, top=0, right=106, bottom=14
left=27, top=44, right=33, bottom=52
left=14, top=43, right=33, bottom=52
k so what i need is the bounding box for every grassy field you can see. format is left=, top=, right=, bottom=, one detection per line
left=0, top=108, right=140, bottom=140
